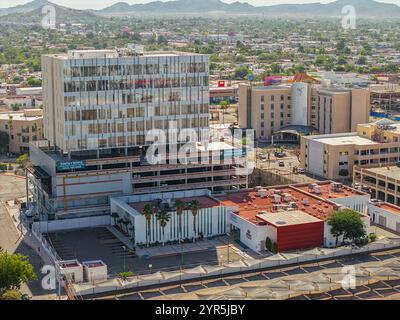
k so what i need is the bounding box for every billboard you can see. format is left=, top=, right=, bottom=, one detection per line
left=264, top=76, right=282, bottom=86
left=56, top=161, right=86, bottom=172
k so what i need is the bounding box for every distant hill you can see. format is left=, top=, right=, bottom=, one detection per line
left=0, top=0, right=52, bottom=16
left=98, top=0, right=400, bottom=18
left=0, top=0, right=99, bottom=24
left=1, top=0, right=400, bottom=21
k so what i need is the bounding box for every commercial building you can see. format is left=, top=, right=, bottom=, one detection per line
left=110, top=181, right=370, bottom=252
left=368, top=200, right=400, bottom=233
left=28, top=49, right=249, bottom=221
left=0, top=109, right=43, bottom=154
left=353, top=165, right=400, bottom=206
left=300, top=119, right=400, bottom=180
left=238, top=82, right=370, bottom=141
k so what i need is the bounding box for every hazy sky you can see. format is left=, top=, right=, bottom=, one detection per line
left=1, top=0, right=400, bottom=10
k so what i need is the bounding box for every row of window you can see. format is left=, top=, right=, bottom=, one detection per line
left=64, top=117, right=210, bottom=137
left=64, top=76, right=209, bottom=93
left=64, top=104, right=209, bottom=121
left=64, top=90, right=207, bottom=107
left=64, top=62, right=207, bottom=78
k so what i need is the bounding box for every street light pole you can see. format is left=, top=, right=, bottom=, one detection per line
left=180, top=238, right=184, bottom=269
left=122, top=245, right=126, bottom=272
left=227, top=232, right=231, bottom=264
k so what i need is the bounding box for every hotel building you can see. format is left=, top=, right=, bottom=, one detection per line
left=238, top=82, right=370, bottom=140
left=28, top=49, right=249, bottom=221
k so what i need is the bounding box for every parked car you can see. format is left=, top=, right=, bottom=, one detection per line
left=275, top=152, right=286, bottom=158
left=297, top=168, right=305, bottom=174
left=278, top=160, right=285, bottom=167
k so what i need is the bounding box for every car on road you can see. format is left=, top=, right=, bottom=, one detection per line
left=275, top=152, right=286, bottom=158
left=278, top=160, right=285, bottom=167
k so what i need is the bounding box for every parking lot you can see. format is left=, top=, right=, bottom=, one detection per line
left=45, top=227, right=247, bottom=276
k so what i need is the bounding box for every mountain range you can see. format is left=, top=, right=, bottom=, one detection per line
left=1, top=0, right=400, bottom=20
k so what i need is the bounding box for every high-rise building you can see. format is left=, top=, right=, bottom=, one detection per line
left=28, top=49, right=249, bottom=221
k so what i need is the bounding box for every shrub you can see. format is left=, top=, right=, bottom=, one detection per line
left=265, top=237, right=272, bottom=251
left=271, top=242, right=278, bottom=254
left=1, top=290, right=22, bottom=300
left=0, top=163, right=7, bottom=171
left=16, top=154, right=29, bottom=166
left=369, top=233, right=377, bottom=242
left=118, top=271, right=133, bottom=280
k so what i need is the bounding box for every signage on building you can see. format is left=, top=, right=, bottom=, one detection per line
left=246, top=230, right=252, bottom=240
left=56, top=161, right=86, bottom=171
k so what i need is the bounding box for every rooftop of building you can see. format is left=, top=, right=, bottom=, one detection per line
left=294, top=181, right=366, bottom=199
left=0, top=109, right=43, bottom=121
left=360, top=165, right=400, bottom=180
left=308, top=133, right=377, bottom=146
left=45, top=49, right=205, bottom=60
left=373, top=202, right=400, bottom=216
left=257, top=210, right=322, bottom=228
left=218, top=181, right=366, bottom=226
left=129, top=196, right=220, bottom=213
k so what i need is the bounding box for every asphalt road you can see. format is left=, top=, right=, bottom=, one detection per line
left=0, top=174, right=56, bottom=299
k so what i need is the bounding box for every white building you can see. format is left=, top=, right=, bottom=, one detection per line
left=110, top=189, right=228, bottom=246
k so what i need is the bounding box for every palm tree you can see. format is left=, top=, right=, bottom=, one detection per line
left=156, top=210, right=171, bottom=246
left=142, top=203, right=153, bottom=247
left=189, top=200, right=201, bottom=242
left=122, top=218, right=131, bottom=235
left=174, top=199, right=185, bottom=239
left=111, top=212, right=119, bottom=226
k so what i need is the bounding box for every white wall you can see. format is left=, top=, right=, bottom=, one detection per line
left=291, top=82, right=309, bottom=126
left=368, top=203, right=400, bottom=232
left=131, top=206, right=229, bottom=245
left=307, top=139, right=324, bottom=177
left=34, top=215, right=111, bottom=233
left=230, top=212, right=276, bottom=252
left=331, top=194, right=370, bottom=215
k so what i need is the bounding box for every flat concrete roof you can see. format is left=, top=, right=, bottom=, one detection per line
left=313, top=135, right=377, bottom=146
left=258, top=210, right=322, bottom=227
left=0, top=111, right=42, bottom=121
left=362, top=166, right=400, bottom=180
left=295, top=181, right=366, bottom=200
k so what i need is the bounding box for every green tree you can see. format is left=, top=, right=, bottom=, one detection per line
left=232, top=66, right=250, bottom=80
left=1, top=290, right=22, bottom=300
left=156, top=210, right=171, bottom=246
left=265, top=237, right=272, bottom=251
left=0, top=249, right=37, bottom=293
left=220, top=99, right=230, bottom=124
left=174, top=199, right=185, bottom=240
left=189, top=200, right=200, bottom=241
left=327, top=209, right=366, bottom=246
left=142, top=203, right=153, bottom=247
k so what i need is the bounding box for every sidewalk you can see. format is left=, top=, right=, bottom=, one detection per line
left=135, top=236, right=252, bottom=259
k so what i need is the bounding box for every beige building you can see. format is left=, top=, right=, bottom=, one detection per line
left=239, top=82, right=370, bottom=140
left=354, top=166, right=400, bottom=206
left=0, top=109, right=43, bottom=154
left=300, top=119, right=400, bottom=180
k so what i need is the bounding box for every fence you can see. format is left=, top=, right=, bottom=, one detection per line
left=73, top=237, right=400, bottom=297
